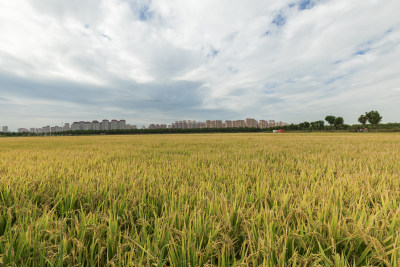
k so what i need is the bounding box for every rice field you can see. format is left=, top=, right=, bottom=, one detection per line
left=1, top=133, right=400, bottom=266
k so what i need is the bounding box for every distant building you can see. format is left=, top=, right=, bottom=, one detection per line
left=259, top=120, right=267, bottom=129
left=77, top=121, right=84, bottom=130
left=126, top=124, right=137, bottom=129
left=2, top=126, right=8, bottom=132
left=83, top=122, right=91, bottom=131
left=268, top=120, right=275, bottom=127
left=63, top=123, right=70, bottom=131
left=118, top=120, right=126, bottom=130
left=246, top=118, right=258, bottom=128
left=110, top=120, right=118, bottom=130
left=224, top=120, right=232, bottom=128
left=233, top=120, right=246, bottom=128
left=71, top=122, right=80, bottom=131
left=100, top=120, right=110, bottom=130
left=92, top=121, right=100, bottom=131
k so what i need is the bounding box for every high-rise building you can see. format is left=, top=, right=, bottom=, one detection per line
left=259, top=120, right=267, bottom=129
left=71, top=122, right=80, bottom=131
left=2, top=126, right=8, bottom=132
left=83, top=122, right=91, bottom=131
left=125, top=124, right=137, bottom=130
left=118, top=120, right=126, bottom=130
left=63, top=123, right=70, bottom=131
left=92, top=121, right=100, bottom=131
left=268, top=120, right=275, bottom=127
left=78, top=121, right=85, bottom=130
left=246, top=118, right=258, bottom=128
left=110, top=120, right=118, bottom=130
left=224, top=120, right=232, bottom=128
left=100, top=120, right=110, bottom=130
left=233, top=120, right=246, bottom=128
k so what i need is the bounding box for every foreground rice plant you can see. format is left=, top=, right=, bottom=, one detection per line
left=0, top=133, right=400, bottom=266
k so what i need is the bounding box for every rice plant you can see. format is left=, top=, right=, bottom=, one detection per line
left=0, top=133, right=399, bottom=266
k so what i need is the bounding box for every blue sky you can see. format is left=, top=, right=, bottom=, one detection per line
left=0, top=0, right=400, bottom=130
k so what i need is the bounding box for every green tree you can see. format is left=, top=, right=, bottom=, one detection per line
left=299, top=121, right=310, bottom=131
left=310, top=120, right=325, bottom=131
left=325, top=115, right=336, bottom=127
left=358, top=114, right=368, bottom=128
left=334, top=117, right=344, bottom=130
left=317, top=120, right=325, bottom=130
left=365, top=110, right=382, bottom=131
left=310, top=121, right=318, bottom=131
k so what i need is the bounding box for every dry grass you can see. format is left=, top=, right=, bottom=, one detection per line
left=1, top=133, right=400, bottom=266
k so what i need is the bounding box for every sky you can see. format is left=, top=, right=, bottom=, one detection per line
left=1, top=0, right=400, bottom=130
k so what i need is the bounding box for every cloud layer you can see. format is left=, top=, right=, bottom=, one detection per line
left=1, top=0, right=400, bottom=129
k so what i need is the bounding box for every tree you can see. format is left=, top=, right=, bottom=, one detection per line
left=365, top=110, right=382, bottom=131
left=334, top=117, right=344, bottom=130
left=317, top=120, right=325, bottom=130
left=310, top=121, right=318, bottom=131
left=358, top=114, right=368, bottom=128
left=325, top=115, right=336, bottom=126
left=299, top=121, right=310, bottom=131
left=310, top=120, right=325, bottom=131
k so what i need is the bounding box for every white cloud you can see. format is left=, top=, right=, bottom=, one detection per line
left=0, top=0, right=400, bottom=130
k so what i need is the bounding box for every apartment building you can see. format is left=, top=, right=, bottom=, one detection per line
left=92, top=121, right=100, bottom=131
left=259, top=120, right=268, bottom=129
left=117, top=120, right=126, bottom=130
left=268, top=120, right=275, bottom=127
left=110, top=120, right=118, bottom=130
left=224, top=120, right=232, bottom=128
left=171, top=120, right=203, bottom=129
left=233, top=120, right=246, bottom=128
left=63, top=123, right=70, bottom=131
left=126, top=124, right=137, bottom=129
left=246, top=118, right=258, bottom=128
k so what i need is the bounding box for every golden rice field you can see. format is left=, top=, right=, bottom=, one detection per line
left=1, top=133, right=400, bottom=266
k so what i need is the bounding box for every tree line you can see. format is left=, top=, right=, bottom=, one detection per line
left=0, top=110, right=394, bottom=137
left=290, top=110, right=383, bottom=131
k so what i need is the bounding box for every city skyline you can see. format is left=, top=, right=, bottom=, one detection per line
left=1, top=1, right=400, bottom=130
left=14, top=118, right=288, bottom=133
